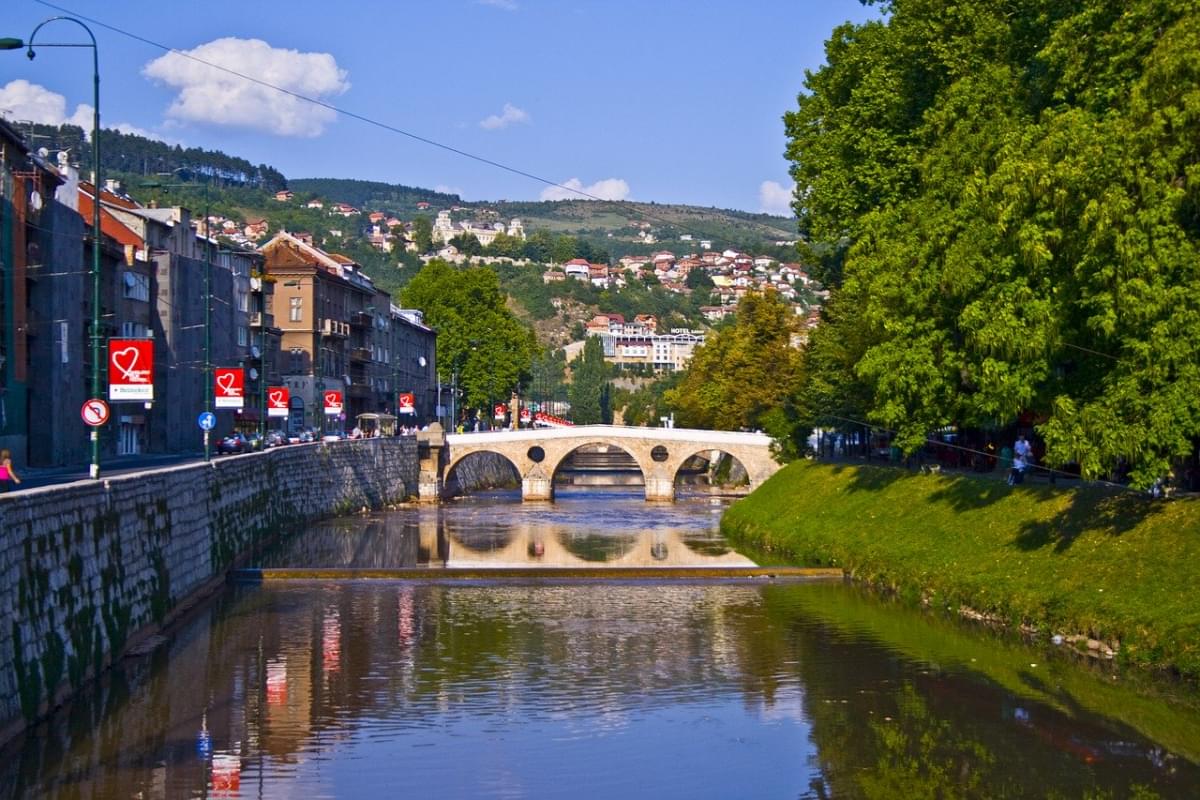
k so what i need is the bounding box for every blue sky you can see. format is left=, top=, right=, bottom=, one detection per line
left=2, top=0, right=879, bottom=213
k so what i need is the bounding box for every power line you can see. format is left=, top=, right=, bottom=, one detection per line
left=32, top=0, right=786, bottom=251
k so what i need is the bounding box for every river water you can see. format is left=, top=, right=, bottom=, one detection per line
left=5, top=488, right=1200, bottom=798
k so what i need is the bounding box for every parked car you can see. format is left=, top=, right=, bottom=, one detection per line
left=216, top=432, right=249, bottom=455
left=264, top=431, right=288, bottom=448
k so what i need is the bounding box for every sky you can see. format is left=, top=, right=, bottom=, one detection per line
left=1, top=0, right=880, bottom=214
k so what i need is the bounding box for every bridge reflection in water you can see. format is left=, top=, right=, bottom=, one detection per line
left=259, top=489, right=754, bottom=570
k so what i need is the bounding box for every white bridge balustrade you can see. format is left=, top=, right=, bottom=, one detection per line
left=417, top=424, right=782, bottom=502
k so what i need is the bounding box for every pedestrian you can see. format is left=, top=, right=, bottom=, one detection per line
left=0, top=449, right=20, bottom=493
left=1007, top=451, right=1026, bottom=486
left=1014, top=434, right=1032, bottom=462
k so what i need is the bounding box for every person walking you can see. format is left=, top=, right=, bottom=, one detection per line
left=0, top=449, right=20, bottom=493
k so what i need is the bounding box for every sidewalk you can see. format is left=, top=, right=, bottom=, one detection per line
left=14, top=451, right=207, bottom=490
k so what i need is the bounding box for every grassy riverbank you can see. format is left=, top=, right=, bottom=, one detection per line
left=721, top=460, right=1200, bottom=678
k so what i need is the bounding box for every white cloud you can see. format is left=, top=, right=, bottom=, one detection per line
left=759, top=180, right=795, bottom=216
left=478, top=0, right=518, bottom=10
left=541, top=177, right=631, bottom=202
left=0, top=80, right=163, bottom=142
left=479, top=102, right=530, bottom=131
left=0, top=79, right=90, bottom=127
left=142, top=37, right=350, bottom=137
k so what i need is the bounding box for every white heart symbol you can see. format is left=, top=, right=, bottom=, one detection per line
left=217, top=373, right=236, bottom=394
left=326, top=392, right=338, bottom=405
left=269, top=390, right=284, bottom=405
left=111, top=347, right=142, bottom=381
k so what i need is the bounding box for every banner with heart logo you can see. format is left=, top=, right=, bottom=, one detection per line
left=214, top=368, right=245, bottom=409
left=397, top=392, right=416, bottom=415
left=324, top=390, right=343, bottom=416
left=108, top=338, right=154, bottom=401
left=267, top=386, right=290, bottom=418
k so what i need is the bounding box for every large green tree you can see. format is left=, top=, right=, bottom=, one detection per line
left=664, top=290, right=803, bottom=436
left=400, top=260, right=538, bottom=414
left=786, top=0, right=1200, bottom=486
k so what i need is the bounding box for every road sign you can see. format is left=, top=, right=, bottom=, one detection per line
left=81, top=398, right=110, bottom=427
left=267, top=386, right=290, bottom=418
left=214, top=367, right=245, bottom=409
left=324, top=390, right=343, bottom=416
left=108, top=338, right=154, bottom=401
left=198, top=411, right=217, bottom=431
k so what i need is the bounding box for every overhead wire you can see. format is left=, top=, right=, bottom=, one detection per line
left=32, top=0, right=787, bottom=250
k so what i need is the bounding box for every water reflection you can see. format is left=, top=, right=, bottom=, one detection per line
left=7, top=581, right=1199, bottom=799
left=258, top=489, right=753, bottom=569
left=7, top=493, right=1200, bottom=799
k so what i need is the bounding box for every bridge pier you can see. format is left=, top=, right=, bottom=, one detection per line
left=644, top=474, right=676, bottom=503
left=521, top=465, right=554, bottom=502
left=416, top=423, right=447, bottom=503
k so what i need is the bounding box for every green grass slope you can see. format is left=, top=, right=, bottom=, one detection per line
left=721, top=460, right=1200, bottom=677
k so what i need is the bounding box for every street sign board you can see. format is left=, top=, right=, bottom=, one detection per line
left=323, top=390, right=343, bottom=416
left=214, top=368, right=245, bottom=409
left=198, top=411, right=216, bottom=430
left=81, top=398, right=110, bottom=427
left=267, top=386, right=290, bottom=417
left=108, top=338, right=154, bottom=401
left=397, top=392, right=416, bottom=415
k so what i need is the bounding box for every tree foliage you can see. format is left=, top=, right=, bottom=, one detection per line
left=786, top=0, right=1200, bottom=486
left=664, top=290, right=803, bottom=435
left=400, top=260, right=538, bottom=412
left=568, top=337, right=612, bottom=424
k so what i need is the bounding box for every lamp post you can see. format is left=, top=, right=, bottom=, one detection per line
left=3, top=17, right=103, bottom=477
left=142, top=175, right=213, bottom=460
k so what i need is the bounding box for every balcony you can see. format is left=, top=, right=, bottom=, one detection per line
left=350, top=310, right=373, bottom=329
left=347, top=383, right=373, bottom=399
left=349, top=347, right=372, bottom=363
left=320, top=319, right=350, bottom=338
left=249, top=311, right=275, bottom=328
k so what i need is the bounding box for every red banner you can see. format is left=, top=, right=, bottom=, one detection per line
left=267, top=386, right=289, bottom=417
left=494, top=403, right=507, bottom=420
left=397, top=392, right=416, bottom=415
left=324, top=390, right=343, bottom=416
left=108, top=338, right=154, bottom=401
left=520, top=407, right=532, bottom=423
left=214, top=368, right=245, bottom=409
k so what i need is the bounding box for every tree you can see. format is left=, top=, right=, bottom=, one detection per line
left=411, top=215, right=434, bottom=254
left=783, top=0, right=1200, bottom=486
left=665, top=290, right=803, bottom=434
left=568, top=336, right=612, bottom=424
left=449, top=232, right=482, bottom=256
left=400, top=260, right=538, bottom=414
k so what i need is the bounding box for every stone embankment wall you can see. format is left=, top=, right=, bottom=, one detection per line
left=0, top=437, right=417, bottom=746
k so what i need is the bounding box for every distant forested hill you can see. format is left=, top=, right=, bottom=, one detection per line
left=288, top=178, right=460, bottom=211
left=17, top=122, right=287, bottom=189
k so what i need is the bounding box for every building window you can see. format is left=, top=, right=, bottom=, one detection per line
left=290, top=297, right=302, bottom=322
left=290, top=348, right=304, bottom=373
left=237, top=288, right=249, bottom=312
left=122, top=270, right=150, bottom=302
left=237, top=326, right=249, bottom=347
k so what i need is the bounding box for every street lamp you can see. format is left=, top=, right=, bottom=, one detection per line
left=3, top=17, right=103, bottom=477
left=143, top=175, right=213, bottom=460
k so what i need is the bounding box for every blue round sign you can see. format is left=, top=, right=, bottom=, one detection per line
left=197, top=411, right=216, bottom=431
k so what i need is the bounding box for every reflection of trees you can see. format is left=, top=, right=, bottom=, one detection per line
left=732, top=586, right=1195, bottom=799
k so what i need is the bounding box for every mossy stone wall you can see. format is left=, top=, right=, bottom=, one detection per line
left=0, top=437, right=416, bottom=744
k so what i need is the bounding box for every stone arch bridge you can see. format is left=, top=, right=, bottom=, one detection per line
left=416, top=424, right=781, bottom=502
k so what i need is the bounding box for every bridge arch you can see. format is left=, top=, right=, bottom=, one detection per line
left=443, top=449, right=522, bottom=498
left=546, top=440, right=650, bottom=495
left=668, top=446, right=752, bottom=496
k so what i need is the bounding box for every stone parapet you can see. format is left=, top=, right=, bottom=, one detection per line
left=0, top=437, right=417, bottom=747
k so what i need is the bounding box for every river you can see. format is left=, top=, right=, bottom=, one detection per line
left=4, top=488, right=1199, bottom=798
